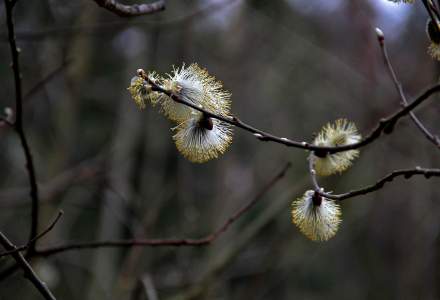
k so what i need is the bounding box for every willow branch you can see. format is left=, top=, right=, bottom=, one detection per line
left=0, top=232, right=56, bottom=300
left=34, top=163, right=290, bottom=257
left=0, top=0, right=239, bottom=42
left=307, top=151, right=440, bottom=202
left=0, top=211, right=63, bottom=258
left=138, top=70, right=440, bottom=155
left=376, top=28, right=440, bottom=147
left=308, top=155, right=320, bottom=192
left=421, top=0, right=440, bottom=28
left=4, top=0, right=41, bottom=254
left=93, top=0, right=165, bottom=17
left=313, top=167, right=440, bottom=201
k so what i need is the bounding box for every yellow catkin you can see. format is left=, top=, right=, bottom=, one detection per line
left=312, top=119, right=361, bottom=176
left=292, top=190, right=342, bottom=242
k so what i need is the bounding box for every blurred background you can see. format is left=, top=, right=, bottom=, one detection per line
left=1, top=0, right=440, bottom=299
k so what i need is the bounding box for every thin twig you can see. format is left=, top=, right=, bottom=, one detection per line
left=139, top=70, right=440, bottom=155
left=421, top=0, right=440, bottom=29
left=0, top=0, right=239, bottom=42
left=34, top=163, right=291, bottom=256
left=376, top=28, right=440, bottom=147
left=0, top=211, right=64, bottom=258
left=140, top=274, right=159, bottom=300
left=23, top=59, right=72, bottom=102
left=315, top=167, right=440, bottom=201
left=0, top=116, right=13, bottom=127
left=307, top=145, right=440, bottom=202
left=308, top=155, right=320, bottom=192
left=4, top=0, right=41, bottom=254
left=307, top=139, right=440, bottom=201
left=0, top=232, right=56, bottom=300
left=93, top=0, right=165, bottom=17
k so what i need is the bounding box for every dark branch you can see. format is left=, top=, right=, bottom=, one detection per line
left=377, top=28, right=440, bottom=147
left=93, top=0, right=165, bottom=17
left=34, top=163, right=291, bottom=256
left=314, top=167, right=440, bottom=201
left=421, top=0, right=440, bottom=28
left=0, top=232, right=56, bottom=300
left=23, top=59, right=72, bottom=102
left=308, top=155, right=320, bottom=192
left=4, top=0, right=41, bottom=254
left=138, top=70, right=440, bottom=155
left=0, top=211, right=63, bottom=258
left=0, top=0, right=239, bottom=42
left=0, top=115, right=13, bottom=127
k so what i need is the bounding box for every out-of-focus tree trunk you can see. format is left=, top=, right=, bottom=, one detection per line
left=85, top=24, right=145, bottom=300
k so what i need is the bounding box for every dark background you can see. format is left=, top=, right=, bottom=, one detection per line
left=1, top=0, right=440, bottom=299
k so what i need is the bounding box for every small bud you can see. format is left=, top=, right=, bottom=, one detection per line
left=301, top=141, right=307, bottom=146
left=253, top=133, right=263, bottom=139
left=128, top=75, right=160, bottom=109
left=375, top=27, right=384, bottom=42
left=281, top=137, right=289, bottom=142
left=4, top=107, right=13, bottom=118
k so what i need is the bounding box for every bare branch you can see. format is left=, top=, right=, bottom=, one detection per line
left=93, top=0, right=165, bottom=17
left=421, top=0, right=440, bottom=29
left=308, top=155, right=320, bottom=192
left=138, top=70, right=440, bottom=155
left=0, top=211, right=64, bottom=258
left=314, top=167, right=440, bottom=201
left=307, top=145, right=440, bottom=202
left=34, top=163, right=291, bottom=256
left=4, top=0, right=41, bottom=254
left=0, top=232, right=56, bottom=300
left=0, top=0, right=239, bottom=42
left=377, top=28, right=440, bottom=147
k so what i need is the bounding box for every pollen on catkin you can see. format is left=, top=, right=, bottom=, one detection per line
left=127, top=72, right=161, bottom=109
left=172, top=111, right=233, bottom=163
left=291, top=190, right=341, bottom=242
left=312, top=119, right=361, bottom=176
left=159, top=63, right=231, bottom=123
